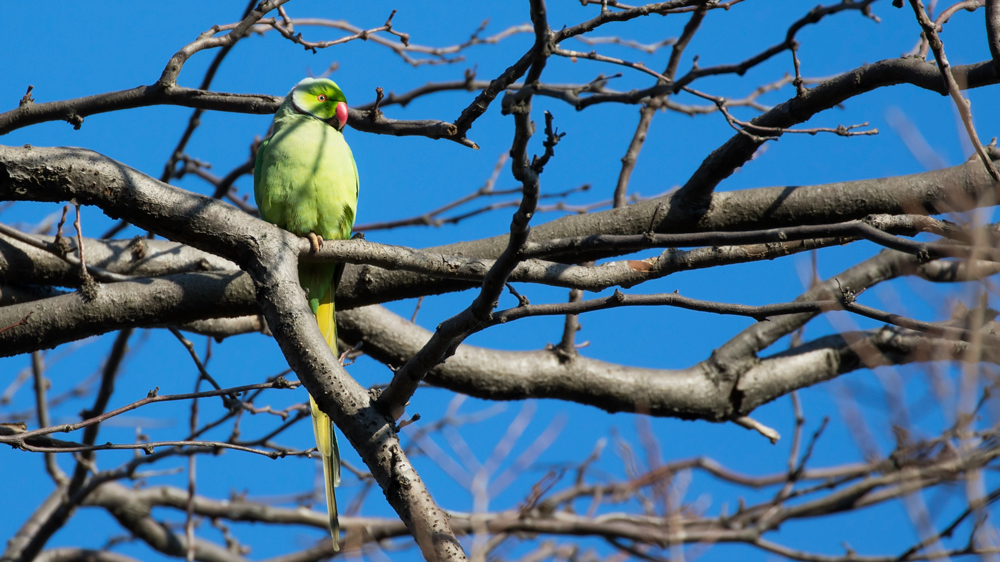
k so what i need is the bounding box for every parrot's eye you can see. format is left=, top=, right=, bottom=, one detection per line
left=317, top=94, right=327, bottom=102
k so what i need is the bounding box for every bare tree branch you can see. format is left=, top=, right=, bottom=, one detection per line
left=5, top=3, right=1000, bottom=559
left=0, top=144, right=467, bottom=561
left=377, top=0, right=553, bottom=419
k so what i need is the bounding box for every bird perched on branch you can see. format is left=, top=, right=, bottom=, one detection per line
left=253, top=77, right=358, bottom=551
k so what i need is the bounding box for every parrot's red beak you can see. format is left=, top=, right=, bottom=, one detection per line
left=330, top=101, right=348, bottom=132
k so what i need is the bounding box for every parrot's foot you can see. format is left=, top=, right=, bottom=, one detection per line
left=307, top=232, right=324, bottom=254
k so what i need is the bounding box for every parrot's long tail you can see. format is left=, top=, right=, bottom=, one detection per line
left=311, top=287, right=341, bottom=551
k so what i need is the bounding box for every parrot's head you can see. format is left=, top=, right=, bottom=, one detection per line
left=288, top=78, right=350, bottom=132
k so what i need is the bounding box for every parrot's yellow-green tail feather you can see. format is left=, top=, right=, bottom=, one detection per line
left=311, top=288, right=341, bottom=551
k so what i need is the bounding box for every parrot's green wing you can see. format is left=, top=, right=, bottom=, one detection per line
left=253, top=78, right=357, bottom=551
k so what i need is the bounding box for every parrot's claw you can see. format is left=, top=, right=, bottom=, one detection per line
left=307, top=232, right=324, bottom=254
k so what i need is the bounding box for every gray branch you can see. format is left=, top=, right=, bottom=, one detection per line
left=0, top=272, right=255, bottom=358
left=83, top=482, right=247, bottom=562
left=672, top=58, right=1000, bottom=206
left=1, top=144, right=996, bottom=426
left=338, top=152, right=1000, bottom=307
left=0, top=144, right=466, bottom=562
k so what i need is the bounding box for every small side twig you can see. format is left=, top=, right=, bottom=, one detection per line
left=168, top=328, right=227, bottom=396
left=684, top=86, right=878, bottom=141
left=790, top=40, right=806, bottom=97
left=554, top=288, right=583, bottom=357
left=733, top=416, right=781, bottom=444
left=73, top=203, right=99, bottom=300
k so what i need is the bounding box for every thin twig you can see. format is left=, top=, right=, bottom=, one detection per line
left=32, top=351, right=67, bottom=485
left=0, top=378, right=299, bottom=444
left=908, top=0, right=1000, bottom=180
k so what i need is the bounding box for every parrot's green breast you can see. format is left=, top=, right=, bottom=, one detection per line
left=254, top=113, right=358, bottom=241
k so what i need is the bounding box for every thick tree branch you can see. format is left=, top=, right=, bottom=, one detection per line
left=34, top=550, right=143, bottom=562
left=84, top=482, right=248, bottom=562
left=671, top=58, right=1000, bottom=207
left=3, top=243, right=993, bottom=428
left=0, top=233, right=840, bottom=353
left=0, top=272, right=253, bottom=357
left=989, top=0, right=1000, bottom=74
left=337, top=152, right=1000, bottom=307
left=0, top=222, right=907, bottom=313
left=0, top=145, right=467, bottom=562
left=335, top=292, right=1000, bottom=422
left=4, top=2, right=1000, bottom=558
left=0, top=232, right=235, bottom=286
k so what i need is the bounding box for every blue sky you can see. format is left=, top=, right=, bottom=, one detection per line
left=2, top=1, right=998, bottom=560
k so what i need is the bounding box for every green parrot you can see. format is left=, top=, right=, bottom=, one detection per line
left=253, top=77, right=358, bottom=551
